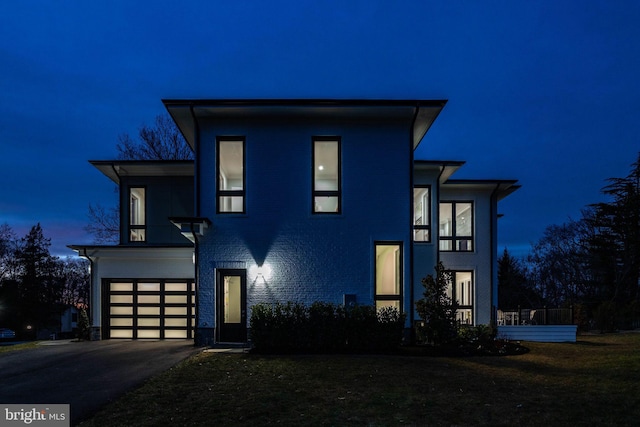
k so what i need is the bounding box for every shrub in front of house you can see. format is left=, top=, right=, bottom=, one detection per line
left=250, top=301, right=405, bottom=353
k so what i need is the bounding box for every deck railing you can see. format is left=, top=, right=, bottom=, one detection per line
left=497, top=307, right=574, bottom=326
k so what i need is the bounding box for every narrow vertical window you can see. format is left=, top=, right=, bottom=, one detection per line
left=413, top=186, right=431, bottom=242
left=448, top=271, right=474, bottom=325
left=374, top=242, right=402, bottom=312
left=439, top=201, right=473, bottom=251
left=313, top=138, right=341, bottom=213
left=129, top=187, right=146, bottom=242
left=217, top=138, right=245, bottom=213
left=455, top=202, right=473, bottom=251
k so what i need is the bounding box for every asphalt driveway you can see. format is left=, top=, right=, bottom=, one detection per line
left=0, top=340, right=202, bottom=425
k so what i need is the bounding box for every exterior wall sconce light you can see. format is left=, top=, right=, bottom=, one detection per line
left=250, top=263, right=272, bottom=282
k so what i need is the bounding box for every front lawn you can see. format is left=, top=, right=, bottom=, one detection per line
left=0, top=341, right=39, bottom=354
left=80, top=333, right=640, bottom=426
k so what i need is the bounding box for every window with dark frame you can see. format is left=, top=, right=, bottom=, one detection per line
left=447, top=271, right=474, bottom=325
left=129, top=187, right=146, bottom=242
left=413, top=185, right=431, bottom=242
left=312, top=137, right=341, bottom=214
left=439, top=201, right=473, bottom=251
left=217, top=138, right=245, bottom=213
left=374, top=242, right=403, bottom=312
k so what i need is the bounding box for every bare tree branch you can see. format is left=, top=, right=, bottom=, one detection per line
left=116, top=114, right=193, bottom=161
left=85, top=203, right=119, bottom=244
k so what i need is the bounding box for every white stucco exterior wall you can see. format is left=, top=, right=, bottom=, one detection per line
left=81, top=247, right=194, bottom=327
left=439, top=186, right=497, bottom=325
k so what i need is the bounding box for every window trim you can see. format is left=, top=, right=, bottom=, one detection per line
left=312, top=136, right=342, bottom=214
left=439, top=200, right=474, bottom=252
left=216, top=137, right=246, bottom=214
left=373, top=241, right=403, bottom=312
left=128, top=186, right=146, bottom=243
left=413, top=185, right=431, bottom=242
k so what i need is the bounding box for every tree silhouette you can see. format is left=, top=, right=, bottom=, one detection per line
left=498, top=248, right=541, bottom=309
left=116, top=114, right=193, bottom=161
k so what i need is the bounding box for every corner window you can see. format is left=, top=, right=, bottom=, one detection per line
left=448, top=271, right=474, bottom=325
left=413, top=186, right=431, bottom=242
left=439, top=201, right=473, bottom=251
left=217, top=138, right=245, bottom=213
left=129, top=187, right=146, bottom=242
left=313, top=137, right=341, bottom=213
left=374, top=242, right=402, bottom=312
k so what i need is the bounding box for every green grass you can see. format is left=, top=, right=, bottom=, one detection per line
left=0, top=341, right=40, bottom=354
left=81, top=333, right=640, bottom=426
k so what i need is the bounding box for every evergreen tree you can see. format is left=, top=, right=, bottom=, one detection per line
left=15, top=224, right=63, bottom=334
left=415, top=262, right=457, bottom=345
left=498, top=248, right=541, bottom=309
left=590, top=153, right=640, bottom=304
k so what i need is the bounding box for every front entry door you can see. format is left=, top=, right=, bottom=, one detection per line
left=217, top=269, right=247, bottom=342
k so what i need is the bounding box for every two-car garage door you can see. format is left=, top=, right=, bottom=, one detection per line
left=103, top=279, right=195, bottom=339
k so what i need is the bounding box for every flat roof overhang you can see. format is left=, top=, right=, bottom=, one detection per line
left=414, top=160, right=467, bottom=183
left=162, top=99, right=447, bottom=150
left=443, top=179, right=521, bottom=201
left=67, top=245, right=194, bottom=258
left=89, top=160, right=194, bottom=184
left=169, top=217, right=211, bottom=243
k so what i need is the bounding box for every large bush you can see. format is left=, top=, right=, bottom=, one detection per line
left=250, top=301, right=405, bottom=353
left=415, top=262, right=458, bottom=345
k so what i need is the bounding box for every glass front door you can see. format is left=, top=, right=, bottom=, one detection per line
left=216, top=269, right=247, bottom=342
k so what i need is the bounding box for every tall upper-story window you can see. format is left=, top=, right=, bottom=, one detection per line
left=413, top=186, right=431, bottom=242
left=313, top=137, right=341, bottom=214
left=439, top=201, right=473, bottom=251
left=217, top=138, right=245, bottom=213
left=129, top=187, right=146, bottom=242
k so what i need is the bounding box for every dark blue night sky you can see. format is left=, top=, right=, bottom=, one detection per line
left=1, top=1, right=639, bottom=257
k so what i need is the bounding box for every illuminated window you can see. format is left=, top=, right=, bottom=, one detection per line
left=217, top=138, right=245, bottom=213
left=374, top=242, right=402, bottom=312
left=439, top=201, right=473, bottom=251
left=447, top=271, right=474, bottom=325
left=129, top=187, right=146, bottom=242
left=413, top=186, right=431, bottom=242
left=313, top=138, right=341, bottom=213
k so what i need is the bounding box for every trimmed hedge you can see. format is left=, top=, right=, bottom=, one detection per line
left=250, top=302, right=406, bottom=353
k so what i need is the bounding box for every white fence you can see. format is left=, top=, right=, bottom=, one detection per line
left=497, top=307, right=573, bottom=326
left=497, top=307, right=577, bottom=343
left=497, top=325, right=578, bottom=343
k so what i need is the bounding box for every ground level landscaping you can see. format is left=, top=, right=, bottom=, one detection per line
left=80, top=332, right=640, bottom=426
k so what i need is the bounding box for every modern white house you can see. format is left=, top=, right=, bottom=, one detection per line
left=70, top=99, right=519, bottom=345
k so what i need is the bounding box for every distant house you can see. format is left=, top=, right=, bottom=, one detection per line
left=70, top=99, right=519, bottom=345
left=60, top=306, right=79, bottom=335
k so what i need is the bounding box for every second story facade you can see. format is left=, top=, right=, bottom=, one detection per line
left=165, top=99, right=447, bottom=344
left=91, top=160, right=195, bottom=246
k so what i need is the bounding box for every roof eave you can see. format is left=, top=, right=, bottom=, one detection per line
left=163, top=99, right=448, bottom=150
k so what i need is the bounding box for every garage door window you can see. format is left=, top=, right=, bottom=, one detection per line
left=104, top=279, right=195, bottom=339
